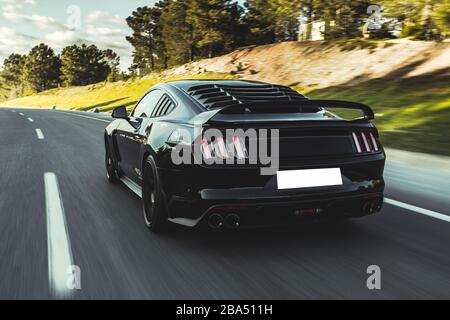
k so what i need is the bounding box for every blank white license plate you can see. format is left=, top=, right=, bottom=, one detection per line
left=277, top=168, right=343, bottom=190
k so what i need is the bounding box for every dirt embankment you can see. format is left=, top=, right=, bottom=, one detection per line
left=164, top=39, right=450, bottom=90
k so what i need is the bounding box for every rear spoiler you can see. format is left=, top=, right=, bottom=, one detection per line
left=216, top=100, right=375, bottom=121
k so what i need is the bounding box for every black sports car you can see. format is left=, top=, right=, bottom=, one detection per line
left=105, top=80, right=385, bottom=232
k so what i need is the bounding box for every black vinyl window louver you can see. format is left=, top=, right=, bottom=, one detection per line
left=152, top=95, right=175, bottom=118
left=186, top=84, right=307, bottom=110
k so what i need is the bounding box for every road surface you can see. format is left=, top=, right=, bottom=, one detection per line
left=0, top=107, right=449, bottom=299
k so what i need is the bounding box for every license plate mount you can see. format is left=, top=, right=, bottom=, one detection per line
left=277, top=168, right=343, bottom=190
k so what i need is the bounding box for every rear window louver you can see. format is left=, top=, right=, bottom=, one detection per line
left=152, top=95, right=175, bottom=118
left=186, top=84, right=307, bottom=110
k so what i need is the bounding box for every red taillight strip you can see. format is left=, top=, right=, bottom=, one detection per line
left=352, top=132, right=362, bottom=153
left=369, top=132, right=379, bottom=151
left=233, top=136, right=247, bottom=159
left=361, top=132, right=371, bottom=152
left=202, top=138, right=212, bottom=159
left=201, top=135, right=249, bottom=160
left=215, top=137, right=227, bottom=158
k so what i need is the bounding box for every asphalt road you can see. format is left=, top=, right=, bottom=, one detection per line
left=1, top=107, right=450, bottom=299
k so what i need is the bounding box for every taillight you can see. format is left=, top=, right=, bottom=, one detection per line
left=202, top=135, right=248, bottom=160
left=369, top=132, right=379, bottom=151
left=352, top=132, right=362, bottom=153
left=352, top=131, right=379, bottom=153
left=361, top=132, right=370, bottom=152
left=201, top=138, right=213, bottom=159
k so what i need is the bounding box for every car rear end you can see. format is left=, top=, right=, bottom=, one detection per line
left=161, top=116, right=384, bottom=229
left=160, top=82, right=385, bottom=229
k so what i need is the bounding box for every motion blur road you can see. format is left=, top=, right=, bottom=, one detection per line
left=1, top=107, right=450, bottom=299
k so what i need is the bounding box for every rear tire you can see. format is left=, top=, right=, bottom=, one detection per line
left=142, top=155, right=169, bottom=233
left=105, top=139, right=119, bottom=184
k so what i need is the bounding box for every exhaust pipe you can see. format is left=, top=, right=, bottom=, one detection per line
left=208, top=213, right=223, bottom=229
left=224, top=214, right=240, bottom=229
left=373, top=202, right=383, bottom=213
left=363, top=202, right=376, bottom=214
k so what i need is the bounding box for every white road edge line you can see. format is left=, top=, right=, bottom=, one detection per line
left=44, top=172, right=75, bottom=298
left=384, top=198, right=450, bottom=223
left=36, top=128, right=45, bottom=140
left=28, top=117, right=34, bottom=122
left=58, top=111, right=111, bottom=123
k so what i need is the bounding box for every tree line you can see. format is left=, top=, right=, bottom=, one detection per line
left=0, top=43, right=121, bottom=97
left=126, top=0, right=449, bottom=72
left=126, top=0, right=304, bottom=72
left=1, top=0, right=448, bottom=98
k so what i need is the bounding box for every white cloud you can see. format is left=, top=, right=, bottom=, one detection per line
left=0, top=0, right=36, bottom=5
left=1, top=2, right=66, bottom=30
left=86, top=10, right=126, bottom=26
left=86, top=25, right=127, bottom=37
left=0, top=27, right=38, bottom=59
left=43, top=30, right=82, bottom=49
left=0, top=5, right=134, bottom=70
left=2, top=12, right=65, bottom=30
left=42, top=28, right=132, bottom=70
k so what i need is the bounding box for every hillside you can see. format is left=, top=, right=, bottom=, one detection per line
left=1, top=39, right=450, bottom=156
left=165, top=39, right=450, bottom=90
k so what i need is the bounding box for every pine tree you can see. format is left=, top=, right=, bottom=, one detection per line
left=152, top=1, right=170, bottom=69
left=60, top=44, right=111, bottom=86
left=243, top=0, right=302, bottom=44
left=126, top=2, right=169, bottom=73
left=22, top=44, right=61, bottom=93
left=243, top=0, right=276, bottom=44
left=186, top=0, right=240, bottom=58
left=1, top=54, right=26, bottom=87
left=0, top=54, right=26, bottom=98
left=381, top=0, right=449, bottom=40
left=102, top=49, right=121, bottom=82
left=161, top=0, right=197, bottom=65
left=434, top=0, right=450, bottom=37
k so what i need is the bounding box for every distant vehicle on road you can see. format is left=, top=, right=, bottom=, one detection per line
left=104, top=80, right=385, bottom=232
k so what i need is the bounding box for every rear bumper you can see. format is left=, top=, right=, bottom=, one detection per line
left=159, top=153, right=385, bottom=228
left=168, top=190, right=384, bottom=228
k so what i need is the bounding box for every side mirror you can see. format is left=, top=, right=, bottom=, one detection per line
left=112, top=106, right=128, bottom=119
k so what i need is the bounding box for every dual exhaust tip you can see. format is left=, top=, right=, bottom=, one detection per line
left=208, top=213, right=240, bottom=229
left=363, top=201, right=382, bottom=215
left=208, top=201, right=381, bottom=228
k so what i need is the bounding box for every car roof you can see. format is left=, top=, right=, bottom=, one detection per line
left=165, top=79, right=273, bottom=90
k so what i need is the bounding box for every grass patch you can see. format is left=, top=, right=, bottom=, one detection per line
left=300, top=69, right=450, bottom=156
left=0, top=72, right=236, bottom=112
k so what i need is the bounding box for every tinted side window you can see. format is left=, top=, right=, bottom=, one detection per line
left=133, top=89, right=164, bottom=118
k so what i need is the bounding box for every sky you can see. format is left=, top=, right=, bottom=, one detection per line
left=0, top=0, right=161, bottom=71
